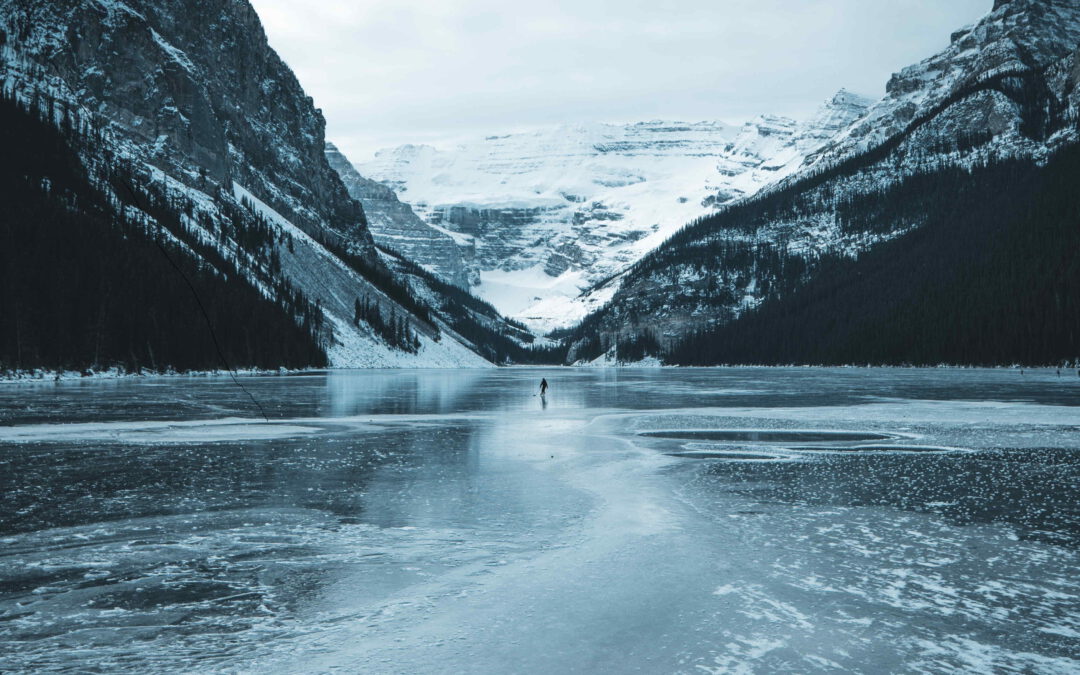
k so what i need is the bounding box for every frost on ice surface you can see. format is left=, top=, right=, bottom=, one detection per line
left=0, top=417, right=323, bottom=444
left=1, top=369, right=1077, bottom=673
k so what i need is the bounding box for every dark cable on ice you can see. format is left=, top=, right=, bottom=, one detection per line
left=115, top=178, right=271, bottom=422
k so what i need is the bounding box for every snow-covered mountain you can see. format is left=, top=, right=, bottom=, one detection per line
left=562, top=0, right=1080, bottom=362
left=802, top=0, right=1080, bottom=173
left=0, top=0, right=500, bottom=368
left=358, top=92, right=872, bottom=331
left=325, top=142, right=475, bottom=288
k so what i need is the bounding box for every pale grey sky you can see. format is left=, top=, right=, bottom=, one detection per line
left=249, top=0, right=991, bottom=163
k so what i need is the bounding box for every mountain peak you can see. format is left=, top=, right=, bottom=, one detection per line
left=805, top=0, right=1080, bottom=168
left=829, top=89, right=874, bottom=109
left=991, top=0, right=1075, bottom=15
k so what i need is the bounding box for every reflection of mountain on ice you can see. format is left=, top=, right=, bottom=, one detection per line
left=357, top=92, right=872, bottom=331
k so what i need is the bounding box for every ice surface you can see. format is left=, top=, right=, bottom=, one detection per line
left=639, top=429, right=896, bottom=442
left=0, top=368, right=1077, bottom=673
left=0, top=417, right=324, bottom=444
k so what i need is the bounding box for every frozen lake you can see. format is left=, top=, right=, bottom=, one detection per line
left=1, top=368, right=1078, bottom=673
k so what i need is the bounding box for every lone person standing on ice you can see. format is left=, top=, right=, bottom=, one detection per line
left=540, top=378, right=549, bottom=396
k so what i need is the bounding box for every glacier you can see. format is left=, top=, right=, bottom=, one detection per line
left=356, top=92, right=872, bottom=332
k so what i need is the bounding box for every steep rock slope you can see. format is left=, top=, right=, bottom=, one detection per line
left=567, top=0, right=1080, bottom=363
left=325, top=142, right=475, bottom=288
left=2, top=0, right=373, bottom=251
left=802, top=0, right=1080, bottom=171
left=0, top=92, right=330, bottom=374
left=358, top=93, right=870, bottom=331
left=667, top=145, right=1080, bottom=366
left=0, top=0, right=492, bottom=368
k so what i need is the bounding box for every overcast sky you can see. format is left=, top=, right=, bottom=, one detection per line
left=249, top=0, right=991, bottom=163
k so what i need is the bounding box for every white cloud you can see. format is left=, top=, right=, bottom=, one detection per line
left=250, top=0, right=990, bottom=163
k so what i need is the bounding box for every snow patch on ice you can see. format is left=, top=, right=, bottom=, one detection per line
left=0, top=417, right=323, bottom=444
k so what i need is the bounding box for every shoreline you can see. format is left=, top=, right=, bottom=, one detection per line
left=4, top=362, right=1076, bottom=385
left=0, top=366, right=320, bottom=384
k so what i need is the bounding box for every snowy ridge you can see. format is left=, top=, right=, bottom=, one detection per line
left=359, top=95, right=870, bottom=331
left=571, top=0, right=1080, bottom=352
left=513, top=0, right=1080, bottom=339
left=232, top=184, right=491, bottom=368
left=325, top=142, right=474, bottom=288
left=803, top=0, right=1080, bottom=172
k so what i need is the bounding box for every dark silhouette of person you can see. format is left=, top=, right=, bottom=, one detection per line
left=540, top=378, right=549, bottom=396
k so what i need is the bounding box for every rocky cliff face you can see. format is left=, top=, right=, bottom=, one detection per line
left=325, top=142, right=475, bottom=288
left=0, top=0, right=497, bottom=367
left=1, top=0, right=373, bottom=253
left=359, top=95, right=870, bottom=331
left=571, top=0, right=1080, bottom=357
left=801, top=0, right=1080, bottom=172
